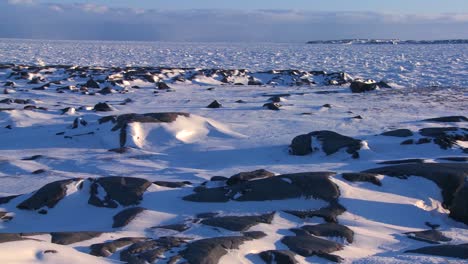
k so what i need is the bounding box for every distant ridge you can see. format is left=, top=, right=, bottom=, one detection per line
left=306, top=39, right=468, bottom=45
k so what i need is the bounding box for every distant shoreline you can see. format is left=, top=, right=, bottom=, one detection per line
left=306, top=39, right=468, bottom=45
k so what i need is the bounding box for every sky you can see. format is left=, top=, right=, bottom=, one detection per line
left=1, top=0, right=467, bottom=42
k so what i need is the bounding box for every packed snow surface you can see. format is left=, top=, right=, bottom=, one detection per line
left=0, top=40, right=467, bottom=264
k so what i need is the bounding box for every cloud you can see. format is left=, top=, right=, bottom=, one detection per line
left=0, top=1, right=467, bottom=42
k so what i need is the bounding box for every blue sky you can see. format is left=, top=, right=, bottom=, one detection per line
left=37, top=0, right=468, bottom=13
left=1, top=0, right=467, bottom=42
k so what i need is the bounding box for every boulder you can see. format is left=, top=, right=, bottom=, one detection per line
left=259, top=250, right=298, bottom=264
left=184, top=172, right=339, bottom=203
left=17, top=179, right=81, bottom=211
left=90, top=237, right=148, bottom=257
left=263, top=102, right=281, bottom=110
left=93, top=102, right=113, bottom=112
left=450, top=182, right=468, bottom=225
left=153, top=181, right=191, bottom=188
left=350, top=81, right=377, bottom=93
left=112, top=207, right=146, bottom=228
left=51, top=232, right=103, bottom=245
left=423, top=116, right=467, bottom=122
left=289, top=134, right=312, bottom=156
left=282, top=231, right=344, bottom=262
left=381, top=129, right=413, bottom=137
left=207, top=100, right=222, bottom=108
left=301, top=223, right=354, bottom=243
left=120, top=237, right=189, bottom=263
left=201, top=212, right=275, bottom=231
left=181, top=235, right=256, bottom=264
left=88, top=177, right=152, bottom=208
left=405, top=244, right=468, bottom=259
left=405, top=230, right=452, bottom=244
left=342, top=173, right=382, bottom=186
left=226, top=169, right=275, bottom=186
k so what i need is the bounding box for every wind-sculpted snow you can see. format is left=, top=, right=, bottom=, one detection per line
left=0, top=57, right=467, bottom=263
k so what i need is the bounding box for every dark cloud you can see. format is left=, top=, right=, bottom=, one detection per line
left=0, top=0, right=467, bottom=41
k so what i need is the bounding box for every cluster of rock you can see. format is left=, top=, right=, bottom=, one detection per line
left=0, top=64, right=394, bottom=97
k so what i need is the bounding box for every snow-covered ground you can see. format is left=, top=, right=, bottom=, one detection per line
left=0, top=39, right=467, bottom=88
left=0, top=41, right=467, bottom=264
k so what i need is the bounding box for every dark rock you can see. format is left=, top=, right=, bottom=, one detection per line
left=201, top=212, right=275, bottom=231
left=157, top=82, right=171, bottom=90
left=153, top=181, right=191, bottom=188
left=151, top=224, right=190, bottom=232
left=289, top=134, right=312, bottom=156
left=378, top=159, right=426, bottom=165
left=248, top=79, right=263, bottom=85
left=226, top=169, right=275, bottom=186
left=350, top=81, right=377, bottom=93
left=32, top=169, right=46, bottom=174
left=263, top=102, right=281, bottom=110
left=120, top=237, right=189, bottom=263
left=97, top=87, right=114, bottom=95
left=51, top=232, right=103, bottom=245
left=259, top=250, right=298, bottom=264
left=309, top=130, right=363, bottom=157
left=112, top=207, right=146, bottom=228
left=4, top=81, right=16, bottom=87
left=108, top=147, right=131, bottom=154
left=282, top=232, right=344, bottom=260
left=210, top=176, right=228, bottom=181
left=0, top=234, right=29, bottom=244
left=88, top=177, right=152, bottom=208
left=86, top=79, right=100, bottom=89
left=381, top=129, right=413, bottom=137
left=364, top=163, right=468, bottom=209
left=352, top=115, right=363, bottom=120
left=284, top=202, right=346, bottom=223
left=376, top=81, right=392, bottom=88
left=450, top=182, right=468, bottom=225
left=416, top=138, right=432, bottom=144
left=72, top=117, right=87, bottom=129
left=405, top=244, right=468, bottom=259
left=90, top=237, right=148, bottom=257
left=43, top=250, right=58, bottom=254
left=24, top=105, right=48, bottom=111
left=235, top=100, right=246, bottom=103
left=425, top=222, right=440, bottom=230
left=243, top=231, right=267, bottom=239
left=405, top=230, right=452, bottom=244
left=342, top=173, right=382, bottom=186
left=184, top=172, right=339, bottom=203
left=322, top=104, right=332, bottom=108
left=181, top=235, right=256, bottom=264
left=0, top=98, right=13, bottom=104
left=423, top=116, right=467, bottom=122
left=438, top=157, right=468, bottom=162
left=301, top=223, right=354, bottom=243
left=0, top=195, right=20, bottom=205
left=418, top=127, right=467, bottom=149
left=61, top=107, right=75, bottom=115
left=17, top=179, right=81, bottom=211
left=93, top=102, right=113, bottom=112
left=207, top=100, right=222, bottom=108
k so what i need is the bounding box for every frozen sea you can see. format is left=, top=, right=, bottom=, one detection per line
left=0, top=38, right=467, bottom=88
